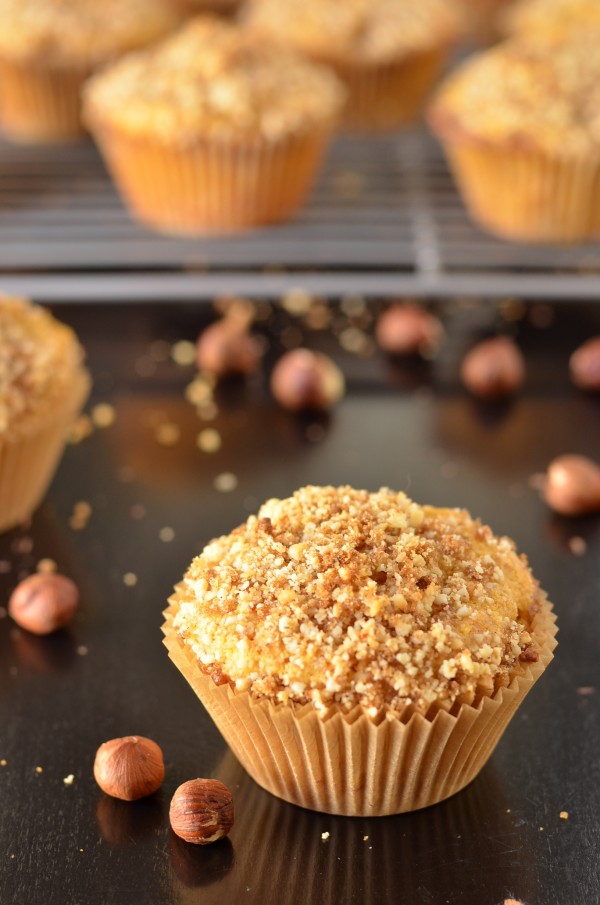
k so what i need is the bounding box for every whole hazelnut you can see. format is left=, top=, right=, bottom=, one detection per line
left=460, top=336, right=525, bottom=400
left=170, top=778, right=234, bottom=845
left=196, top=318, right=261, bottom=378
left=270, top=349, right=345, bottom=412
left=570, top=336, right=600, bottom=391
left=543, top=454, right=600, bottom=516
left=375, top=304, right=443, bottom=356
left=8, top=573, right=79, bottom=635
left=94, top=736, right=165, bottom=801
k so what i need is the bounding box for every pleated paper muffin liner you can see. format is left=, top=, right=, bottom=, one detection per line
left=89, top=123, right=336, bottom=235
left=163, top=591, right=557, bottom=817
left=0, top=368, right=90, bottom=533
left=436, top=138, right=600, bottom=243
left=0, top=57, right=88, bottom=142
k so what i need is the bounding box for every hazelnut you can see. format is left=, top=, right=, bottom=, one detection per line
left=375, top=304, right=443, bottom=356
left=94, top=736, right=165, bottom=801
left=169, top=778, right=234, bottom=845
left=570, top=336, right=600, bottom=391
left=270, top=349, right=345, bottom=412
left=196, top=318, right=261, bottom=378
left=543, top=454, right=600, bottom=516
left=460, top=336, right=525, bottom=400
left=8, top=573, right=79, bottom=635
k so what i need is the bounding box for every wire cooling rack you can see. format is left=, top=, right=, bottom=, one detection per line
left=0, top=130, right=599, bottom=302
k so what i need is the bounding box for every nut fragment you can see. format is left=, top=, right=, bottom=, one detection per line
left=270, top=349, right=345, bottom=412
left=543, top=454, right=600, bottom=516
left=570, top=336, right=600, bottom=391
left=460, top=336, right=525, bottom=400
left=94, top=736, right=165, bottom=801
left=8, top=573, right=79, bottom=635
left=375, top=304, right=443, bottom=356
left=196, top=319, right=261, bottom=378
left=169, top=779, right=234, bottom=845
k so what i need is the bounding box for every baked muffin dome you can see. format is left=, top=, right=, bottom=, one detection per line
left=501, top=0, right=600, bottom=39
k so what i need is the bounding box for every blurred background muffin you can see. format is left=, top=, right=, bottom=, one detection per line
left=169, top=0, right=240, bottom=14
left=500, top=0, right=600, bottom=38
left=456, top=0, right=516, bottom=42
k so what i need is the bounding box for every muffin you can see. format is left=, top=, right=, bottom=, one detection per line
left=0, top=0, right=180, bottom=142
left=0, top=296, right=90, bottom=533
left=428, top=33, right=600, bottom=243
left=500, top=0, right=600, bottom=39
left=245, top=0, right=460, bottom=131
left=163, top=485, right=556, bottom=816
left=170, top=0, right=239, bottom=14
left=457, top=0, right=516, bottom=43
left=83, top=17, right=345, bottom=234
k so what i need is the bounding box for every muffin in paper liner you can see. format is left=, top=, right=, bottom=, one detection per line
left=0, top=58, right=88, bottom=142
left=163, top=591, right=556, bottom=817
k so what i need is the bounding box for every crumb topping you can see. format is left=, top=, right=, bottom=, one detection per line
left=0, top=296, right=84, bottom=436
left=501, top=0, right=600, bottom=40
left=173, top=486, right=539, bottom=716
left=83, top=17, right=345, bottom=144
left=429, top=34, right=600, bottom=155
left=245, top=0, right=460, bottom=64
left=0, top=0, right=180, bottom=67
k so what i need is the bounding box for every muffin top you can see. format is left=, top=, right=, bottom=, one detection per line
left=172, top=486, right=541, bottom=716
left=245, top=0, right=460, bottom=64
left=501, top=0, right=600, bottom=40
left=0, top=296, right=85, bottom=437
left=83, top=17, right=345, bottom=143
left=0, top=0, right=180, bottom=67
left=428, top=34, right=600, bottom=155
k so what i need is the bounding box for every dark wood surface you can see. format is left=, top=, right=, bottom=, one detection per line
left=1, top=300, right=599, bottom=905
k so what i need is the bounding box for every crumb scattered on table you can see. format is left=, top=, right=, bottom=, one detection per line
left=159, top=527, right=175, bottom=543
left=36, top=558, right=57, bottom=574
left=171, top=340, right=196, bottom=367
left=214, top=472, right=238, bottom=493
left=197, top=428, right=222, bottom=453
left=123, top=572, right=138, bottom=587
left=91, top=403, right=116, bottom=429
left=559, top=811, right=569, bottom=820
left=321, top=832, right=330, bottom=841
left=568, top=537, right=587, bottom=556
left=63, top=774, right=75, bottom=786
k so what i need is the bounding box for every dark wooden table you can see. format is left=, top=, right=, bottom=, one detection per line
left=1, top=299, right=598, bottom=905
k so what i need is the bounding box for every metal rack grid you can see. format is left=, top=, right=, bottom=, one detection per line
left=1, top=130, right=599, bottom=302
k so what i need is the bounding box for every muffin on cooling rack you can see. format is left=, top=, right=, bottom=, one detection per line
left=163, top=485, right=556, bottom=816
left=0, top=296, right=90, bottom=533
left=0, top=0, right=180, bottom=142
left=245, top=0, right=460, bottom=131
left=500, top=0, right=600, bottom=39
left=428, top=32, right=600, bottom=243
left=83, top=16, right=344, bottom=235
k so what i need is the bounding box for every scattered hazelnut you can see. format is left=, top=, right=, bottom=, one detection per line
left=169, top=778, right=234, bottom=845
left=93, top=736, right=165, bottom=801
left=8, top=573, right=79, bottom=635
left=196, top=318, right=261, bottom=378
left=460, top=336, right=525, bottom=400
left=543, top=454, right=600, bottom=516
left=270, top=349, right=345, bottom=412
left=570, top=336, right=600, bottom=391
left=375, top=304, right=443, bottom=356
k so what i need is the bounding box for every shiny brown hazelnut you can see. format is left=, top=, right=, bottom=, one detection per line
left=8, top=573, right=79, bottom=636
left=460, top=336, right=525, bottom=400
left=543, top=454, right=600, bottom=516
left=196, top=319, right=261, bottom=378
left=170, top=778, right=234, bottom=845
left=570, top=336, right=600, bottom=391
left=375, top=304, right=443, bottom=356
left=270, top=349, right=345, bottom=412
left=93, top=736, right=165, bottom=801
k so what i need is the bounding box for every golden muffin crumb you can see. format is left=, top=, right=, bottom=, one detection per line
left=173, top=486, right=539, bottom=716
left=83, top=16, right=345, bottom=144
left=501, top=0, right=600, bottom=40
left=0, top=296, right=85, bottom=436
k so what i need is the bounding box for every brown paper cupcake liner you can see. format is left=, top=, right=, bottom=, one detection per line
left=439, top=139, right=600, bottom=242
left=0, top=368, right=90, bottom=533
left=163, top=592, right=556, bottom=816
left=0, top=57, right=88, bottom=142
left=90, top=124, right=336, bottom=234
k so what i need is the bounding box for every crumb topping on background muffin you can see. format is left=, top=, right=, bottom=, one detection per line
left=0, top=0, right=180, bottom=67
left=0, top=296, right=84, bottom=435
left=173, top=486, right=539, bottom=716
left=428, top=34, right=600, bottom=155
left=246, top=0, right=460, bottom=63
left=83, top=17, right=345, bottom=143
left=501, top=0, right=600, bottom=39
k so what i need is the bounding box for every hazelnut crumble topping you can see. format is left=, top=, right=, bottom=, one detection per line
left=173, top=486, right=540, bottom=716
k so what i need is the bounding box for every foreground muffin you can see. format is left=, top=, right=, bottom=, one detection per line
left=164, top=485, right=556, bottom=815
left=83, top=17, right=344, bottom=234
left=0, top=296, right=90, bottom=532
left=428, top=34, right=600, bottom=242
left=0, top=0, right=180, bottom=142
left=245, top=0, right=460, bottom=131
left=500, top=0, right=600, bottom=39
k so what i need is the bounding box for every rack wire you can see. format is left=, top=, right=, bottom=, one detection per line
left=1, top=130, right=599, bottom=302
